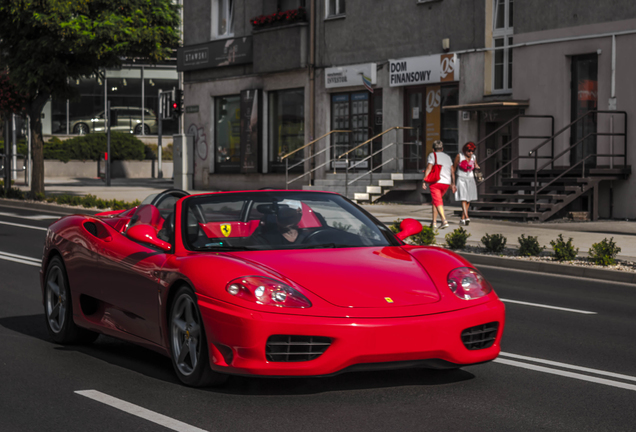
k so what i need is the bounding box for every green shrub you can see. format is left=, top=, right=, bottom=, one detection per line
left=518, top=234, right=545, bottom=257
left=445, top=227, right=471, bottom=250
left=389, top=219, right=401, bottom=234
left=411, top=225, right=437, bottom=246
left=550, top=234, right=578, bottom=261
left=588, top=237, right=621, bottom=266
left=42, top=133, right=145, bottom=162
left=481, top=233, right=507, bottom=253
left=144, top=143, right=173, bottom=160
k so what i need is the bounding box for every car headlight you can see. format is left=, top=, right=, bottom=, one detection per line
left=226, top=276, right=312, bottom=308
left=447, top=267, right=493, bottom=300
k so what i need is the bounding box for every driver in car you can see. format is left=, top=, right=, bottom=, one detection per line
left=277, top=206, right=303, bottom=244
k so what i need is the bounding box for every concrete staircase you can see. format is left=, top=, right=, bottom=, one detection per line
left=303, top=172, right=423, bottom=202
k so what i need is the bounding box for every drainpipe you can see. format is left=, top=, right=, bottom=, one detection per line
left=309, top=0, right=316, bottom=184
left=609, top=35, right=616, bottom=217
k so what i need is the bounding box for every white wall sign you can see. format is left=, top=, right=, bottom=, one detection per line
left=325, top=63, right=377, bottom=89
left=389, top=53, right=459, bottom=87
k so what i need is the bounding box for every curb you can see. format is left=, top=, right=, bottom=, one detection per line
left=458, top=252, right=636, bottom=285
left=0, top=198, right=101, bottom=215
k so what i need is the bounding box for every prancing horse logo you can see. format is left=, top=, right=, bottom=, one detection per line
left=220, top=224, right=232, bottom=237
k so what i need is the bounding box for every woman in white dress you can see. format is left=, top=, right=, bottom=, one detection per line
left=453, top=142, right=480, bottom=225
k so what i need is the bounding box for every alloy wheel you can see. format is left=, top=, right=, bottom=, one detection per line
left=171, top=294, right=202, bottom=376
left=46, top=265, right=66, bottom=333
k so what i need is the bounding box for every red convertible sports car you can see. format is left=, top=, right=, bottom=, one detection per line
left=41, top=189, right=505, bottom=386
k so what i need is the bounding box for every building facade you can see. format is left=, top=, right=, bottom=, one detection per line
left=180, top=0, right=636, bottom=219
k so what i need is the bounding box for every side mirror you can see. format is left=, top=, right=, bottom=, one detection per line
left=126, top=224, right=171, bottom=252
left=395, top=218, right=423, bottom=241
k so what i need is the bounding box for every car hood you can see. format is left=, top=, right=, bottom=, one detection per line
left=229, top=247, right=440, bottom=308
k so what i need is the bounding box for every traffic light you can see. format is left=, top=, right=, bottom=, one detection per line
left=172, top=89, right=183, bottom=119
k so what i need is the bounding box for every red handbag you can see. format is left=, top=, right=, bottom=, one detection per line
left=424, top=152, right=442, bottom=183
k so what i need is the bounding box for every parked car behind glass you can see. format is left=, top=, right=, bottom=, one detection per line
left=70, top=107, right=157, bottom=135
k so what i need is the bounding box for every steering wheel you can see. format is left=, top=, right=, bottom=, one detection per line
left=302, top=227, right=333, bottom=244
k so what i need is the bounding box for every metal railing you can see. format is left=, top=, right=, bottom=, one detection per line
left=281, top=130, right=352, bottom=189
left=476, top=115, right=554, bottom=184
left=529, top=110, right=627, bottom=211
left=338, top=126, right=417, bottom=197
left=0, top=153, right=28, bottom=185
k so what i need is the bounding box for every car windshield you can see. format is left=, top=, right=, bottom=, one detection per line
left=182, top=191, right=397, bottom=251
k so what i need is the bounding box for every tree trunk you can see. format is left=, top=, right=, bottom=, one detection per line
left=27, top=94, right=50, bottom=196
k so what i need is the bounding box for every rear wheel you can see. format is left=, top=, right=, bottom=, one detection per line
left=134, top=123, right=150, bottom=135
left=169, top=286, right=228, bottom=387
left=73, top=123, right=89, bottom=135
left=44, top=256, right=98, bottom=344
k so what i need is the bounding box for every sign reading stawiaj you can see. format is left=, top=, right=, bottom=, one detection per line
left=389, top=53, right=459, bottom=87
left=177, top=37, right=253, bottom=71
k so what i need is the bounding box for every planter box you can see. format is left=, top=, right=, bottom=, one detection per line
left=18, top=159, right=174, bottom=179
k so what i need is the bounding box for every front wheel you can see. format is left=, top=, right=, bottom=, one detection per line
left=44, top=256, right=98, bottom=344
left=73, top=123, right=89, bottom=135
left=134, top=123, right=150, bottom=135
left=169, top=286, right=227, bottom=387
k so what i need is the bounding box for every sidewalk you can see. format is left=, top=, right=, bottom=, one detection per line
left=10, top=176, right=636, bottom=263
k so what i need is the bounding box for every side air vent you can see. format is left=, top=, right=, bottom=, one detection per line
left=83, top=222, right=98, bottom=236
left=461, top=322, right=499, bottom=350
left=266, top=335, right=331, bottom=362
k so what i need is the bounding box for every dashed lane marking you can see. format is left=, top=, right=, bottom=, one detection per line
left=500, top=298, right=597, bottom=315
left=500, top=352, right=636, bottom=383
left=0, top=251, right=41, bottom=267
left=494, top=357, right=636, bottom=392
left=0, top=211, right=59, bottom=220
left=0, top=220, right=48, bottom=231
left=75, top=390, right=209, bottom=432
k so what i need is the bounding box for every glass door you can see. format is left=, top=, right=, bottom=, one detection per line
left=570, top=54, right=598, bottom=168
left=330, top=92, right=371, bottom=170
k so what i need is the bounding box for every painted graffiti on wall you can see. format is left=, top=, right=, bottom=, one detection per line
left=187, top=123, right=208, bottom=161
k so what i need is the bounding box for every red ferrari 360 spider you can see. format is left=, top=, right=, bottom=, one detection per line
left=41, top=189, right=505, bottom=386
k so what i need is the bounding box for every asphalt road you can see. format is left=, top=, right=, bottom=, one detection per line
left=1, top=203, right=635, bottom=432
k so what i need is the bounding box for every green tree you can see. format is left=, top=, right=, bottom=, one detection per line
left=0, top=0, right=180, bottom=194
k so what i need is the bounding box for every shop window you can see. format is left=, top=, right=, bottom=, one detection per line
left=326, top=0, right=345, bottom=17
left=440, top=86, right=459, bottom=161
left=269, top=88, right=305, bottom=173
left=492, top=0, right=513, bottom=92
left=330, top=92, right=371, bottom=169
left=215, top=95, right=241, bottom=173
left=51, top=75, right=177, bottom=137
left=212, top=0, right=234, bottom=39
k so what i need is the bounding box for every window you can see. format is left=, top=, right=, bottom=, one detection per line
left=215, top=95, right=241, bottom=172
left=326, top=0, right=345, bottom=17
left=269, top=88, right=305, bottom=173
left=492, top=0, right=513, bottom=92
left=212, top=0, right=234, bottom=39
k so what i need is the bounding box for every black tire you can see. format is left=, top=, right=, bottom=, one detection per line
left=73, top=123, right=89, bottom=135
left=44, top=256, right=99, bottom=344
left=169, top=286, right=228, bottom=387
left=134, top=123, right=150, bottom=135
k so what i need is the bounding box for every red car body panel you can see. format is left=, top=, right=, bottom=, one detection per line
left=41, top=190, right=505, bottom=377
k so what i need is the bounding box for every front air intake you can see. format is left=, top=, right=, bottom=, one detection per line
left=266, top=335, right=331, bottom=362
left=461, top=322, right=499, bottom=350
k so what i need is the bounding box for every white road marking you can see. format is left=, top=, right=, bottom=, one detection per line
left=0, top=211, right=59, bottom=220
left=499, top=298, right=597, bottom=315
left=0, top=251, right=41, bottom=267
left=494, top=358, right=636, bottom=392
left=499, top=352, right=636, bottom=383
left=0, top=220, right=48, bottom=231
left=75, top=390, right=209, bottom=432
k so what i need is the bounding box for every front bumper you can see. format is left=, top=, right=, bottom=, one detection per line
left=198, top=295, right=505, bottom=377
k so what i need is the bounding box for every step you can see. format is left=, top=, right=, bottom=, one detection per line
left=354, top=193, right=370, bottom=201
left=479, top=193, right=569, bottom=201
left=391, top=173, right=423, bottom=181
left=470, top=201, right=554, bottom=210
left=501, top=177, right=584, bottom=185
left=366, top=186, right=384, bottom=194
left=490, top=185, right=580, bottom=192
left=323, top=173, right=393, bottom=181
left=463, top=210, right=542, bottom=219
left=378, top=180, right=394, bottom=187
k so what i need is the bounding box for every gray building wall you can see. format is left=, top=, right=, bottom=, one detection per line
left=316, top=0, right=485, bottom=67
left=515, top=0, right=636, bottom=35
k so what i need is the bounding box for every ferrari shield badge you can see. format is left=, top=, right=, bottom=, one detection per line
left=220, top=224, right=232, bottom=237
left=384, top=297, right=394, bottom=303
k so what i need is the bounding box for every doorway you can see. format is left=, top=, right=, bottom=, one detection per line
left=484, top=122, right=512, bottom=188
left=570, top=54, right=598, bottom=167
